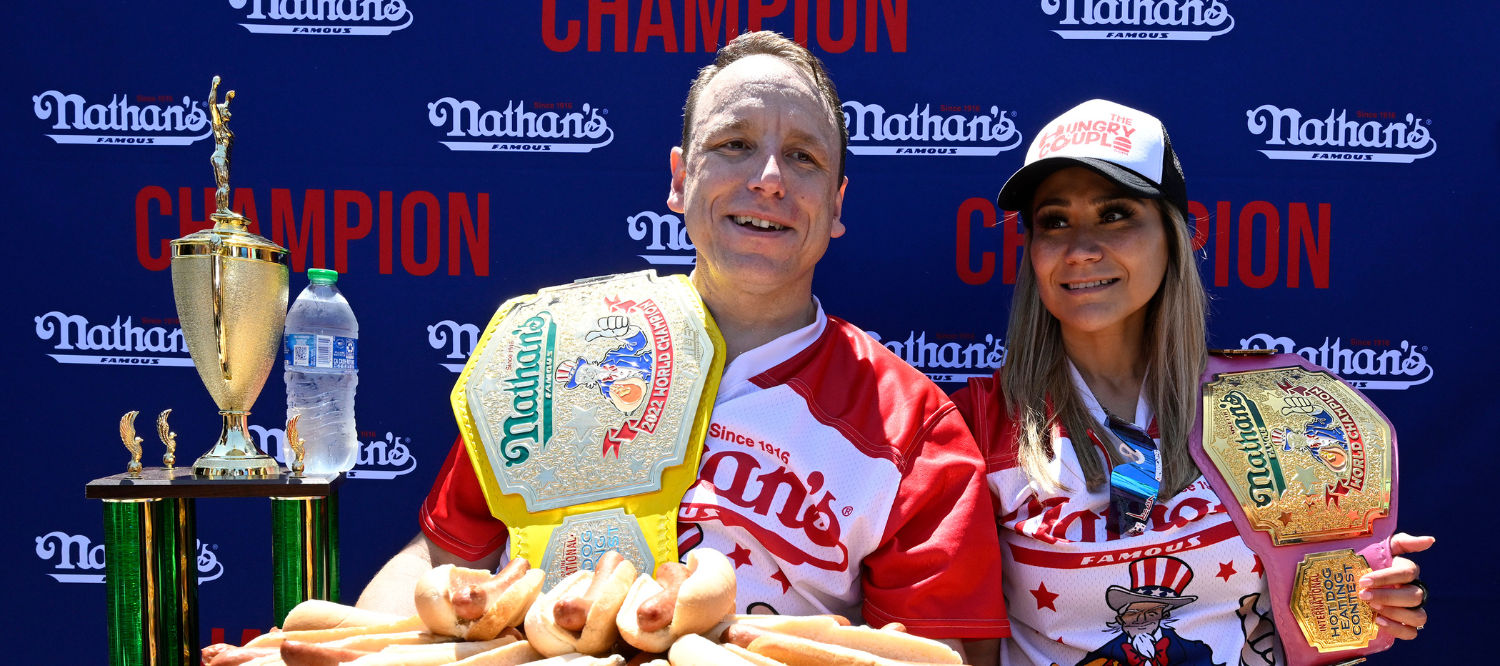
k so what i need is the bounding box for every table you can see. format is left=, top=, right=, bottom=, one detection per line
left=86, top=468, right=343, bottom=666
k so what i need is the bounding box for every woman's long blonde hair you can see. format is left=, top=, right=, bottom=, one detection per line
left=1000, top=202, right=1207, bottom=496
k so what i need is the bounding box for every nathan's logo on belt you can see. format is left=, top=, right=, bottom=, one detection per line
left=1218, top=390, right=1287, bottom=508
left=1237, top=333, right=1433, bottom=390
left=842, top=101, right=1022, bottom=156
left=32, top=90, right=210, bottom=146
left=37, top=531, right=223, bottom=584
left=226, top=0, right=413, bottom=35
left=34, top=311, right=193, bottom=367
left=428, top=98, right=614, bottom=153
left=1038, top=0, right=1235, bottom=40
left=1246, top=106, right=1436, bottom=163
left=501, top=313, right=558, bottom=467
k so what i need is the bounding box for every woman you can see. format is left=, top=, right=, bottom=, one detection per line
left=950, top=99, right=1431, bottom=665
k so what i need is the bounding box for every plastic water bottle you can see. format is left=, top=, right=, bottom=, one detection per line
left=283, top=268, right=359, bottom=475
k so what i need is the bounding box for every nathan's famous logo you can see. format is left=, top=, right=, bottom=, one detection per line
left=681, top=444, right=847, bottom=571
left=428, top=98, right=613, bottom=153
left=628, top=210, right=695, bottom=266
left=249, top=425, right=419, bottom=480
left=429, top=320, right=481, bottom=372
left=842, top=101, right=1022, bottom=156
left=1039, top=0, right=1234, bottom=40
left=36, top=531, right=223, bottom=584
left=35, top=311, right=192, bottom=366
left=1238, top=334, right=1432, bottom=390
left=556, top=297, right=676, bottom=457
left=1219, top=384, right=1370, bottom=509
left=227, top=0, right=413, bottom=35
left=495, top=314, right=558, bottom=467
left=1246, top=106, right=1436, bottom=163
left=32, top=90, right=210, bottom=145
left=865, top=330, right=1006, bottom=383
left=1217, top=391, right=1288, bottom=508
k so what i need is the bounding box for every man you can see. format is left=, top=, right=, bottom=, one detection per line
left=357, top=31, right=1007, bottom=652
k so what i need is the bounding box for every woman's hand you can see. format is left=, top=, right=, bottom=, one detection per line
left=1358, top=532, right=1434, bottom=640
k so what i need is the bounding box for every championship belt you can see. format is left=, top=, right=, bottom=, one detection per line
left=452, top=271, right=724, bottom=589
left=1192, top=352, right=1398, bottom=665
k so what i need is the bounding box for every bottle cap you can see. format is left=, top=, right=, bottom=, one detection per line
left=308, top=268, right=339, bottom=284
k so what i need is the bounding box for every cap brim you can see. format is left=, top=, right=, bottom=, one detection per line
left=996, top=156, right=1166, bottom=218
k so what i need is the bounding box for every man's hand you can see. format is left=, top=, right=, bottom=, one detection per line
left=356, top=533, right=502, bottom=616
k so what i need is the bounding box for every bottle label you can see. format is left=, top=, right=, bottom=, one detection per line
left=285, top=334, right=358, bottom=371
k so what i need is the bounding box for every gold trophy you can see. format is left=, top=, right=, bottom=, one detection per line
left=171, top=76, right=288, bottom=478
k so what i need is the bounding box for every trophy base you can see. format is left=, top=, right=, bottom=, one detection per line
left=193, top=454, right=281, bottom=479
left=192, top=410, right=283, bottom=479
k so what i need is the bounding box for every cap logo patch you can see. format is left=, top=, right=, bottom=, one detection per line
left=1037, top=117, right=1136, bottom=158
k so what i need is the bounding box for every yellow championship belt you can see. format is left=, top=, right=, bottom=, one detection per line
left=452, top=271, right=724, bottom=588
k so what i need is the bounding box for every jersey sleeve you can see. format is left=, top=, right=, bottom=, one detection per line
left=418, top=436, right=510, bottom=561
left=859, top=405, right=1010, bottom=640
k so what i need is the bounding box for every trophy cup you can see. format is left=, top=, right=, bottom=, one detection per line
left=171, top=76, right=288, bottom=478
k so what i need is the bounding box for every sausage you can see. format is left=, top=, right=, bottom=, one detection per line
left=720, top=622, right=774, bottom=648
left=636, top=562, right=691, bottom=632
left=279, top=639, right=374, bottom=666
left=554, top=550, right=625, bottom=632
left=451, top=556, right=531, bottom=620
left=202, top=644, right=280, bottom=666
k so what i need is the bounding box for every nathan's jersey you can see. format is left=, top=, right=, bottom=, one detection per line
left=421, top=305, right=1009, bottom=640
left=952, top=367, right=1282, bottom=666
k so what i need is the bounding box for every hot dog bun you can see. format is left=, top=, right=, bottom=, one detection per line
left=665, top=634, right=767, bottom=666
left=524, top=558, right=639, bottom=656
left=617, top=549, right=737, bottom=652
left=282, top=600, right=410, bottom=631
left=416, top=562, right=546, bottom=640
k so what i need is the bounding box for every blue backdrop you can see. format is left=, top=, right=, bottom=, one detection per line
left=5, top=2, right=1490, bottom=662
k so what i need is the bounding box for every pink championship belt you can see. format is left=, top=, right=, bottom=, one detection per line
left=1190, top=352, right=1398, bottom=665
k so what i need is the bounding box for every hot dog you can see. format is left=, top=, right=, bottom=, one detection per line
left=743, top=630, right=962, bottom=666
left=664, top=634, right=772, bottom=666
left=714, top=615, right=961, bottom=665
left=279, top=640, right=374, bottom=666
left=416, top=557, right=546, bottom=640
left=524, top=551, right=639, bottom=657
left=615, top=549, right=736, bottom=653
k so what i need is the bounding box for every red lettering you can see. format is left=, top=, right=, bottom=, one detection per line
left=956, top=197, right=995, bottom=285
left=1287, top=202, right=1331, bottom=288
left=749, top=0, right=787, bottom=31
left=1213, top=200, right=1232, bottom=287
left=447, top=192, right=489, bottom=276
left=400, top=190, right=441, bottom=276
left=635, top=0, right=679, bottom=51
left=865, top=0, right=905, bottom=52
left=542, top=0, right=581, bottom=51
left=817, top=0, right=857, bottom=53
left=1238, top=200, right=1279, bottom=289
left=1186, top=200, right=1210, bottom=251
left=136, top=186, right=172, bottom=271
left=334, top=189, right=372, bottom=274
left=270, top=188, right=327, bottom=272
left=685, top=0, right=737, bottom=51
left=378, top=190, right=394, bottom=274
left=588, top=0, right=629, bottom=52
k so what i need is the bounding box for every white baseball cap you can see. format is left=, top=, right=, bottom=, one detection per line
left=998, top=99, right=1187, bottom=223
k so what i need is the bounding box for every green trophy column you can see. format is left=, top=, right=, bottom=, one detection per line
left=271, top=489, right=339, bottom=625
left=104, top=499, right=159, bottom=666
left=152, top=497, right=197, bottom=666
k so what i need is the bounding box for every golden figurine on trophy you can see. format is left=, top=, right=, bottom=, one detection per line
left=170, top=76, right=289, bottom=478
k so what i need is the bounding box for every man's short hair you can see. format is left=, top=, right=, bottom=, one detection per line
left=680, top=31, right=848, bottom=180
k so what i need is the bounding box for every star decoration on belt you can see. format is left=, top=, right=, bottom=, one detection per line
left=728, top=544, right=753, bottom=569
left=769, top=569, right=792, bottom=594
left=1216, top=560, right=1237, bottom=582
left=1031, top=582, right=1059, bottom=611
